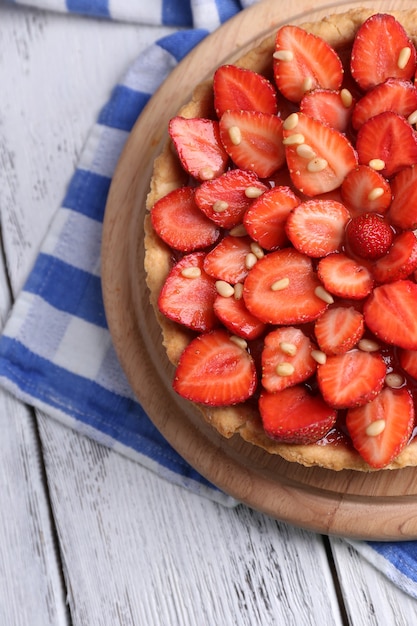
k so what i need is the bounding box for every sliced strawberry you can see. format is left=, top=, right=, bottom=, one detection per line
left=194, top=169, right=268, bottom=229
left=173, top=329, right=257, bottom=406
left=356, top=111, right=417, bottom=178
left=150, top=186, right=220, bottom=252
left=243, top=186, right=300, bottom=251
left=363, top=279, right=417, bottom=350
left=283, top=112, right=358, bottom=196
left=314, top=306, right=365, bottom=355
left=346, top=387, right=414, bottom=468
left=340, top=165, right=392, bottom=216
left=219, top=110, right=285, bottom=178
left=317, top=253, right=374, bottom=300
left=373, top=231, right=417, bottom=283
left=273, top=24, right=343, bottom=103
left=399, top=348, right=417, bottom=378
left=352, top=78, right=417, bottom=130
left=389, top=165, right=417, bottom=229
left=158, top=252, right=218, bottom=332
left=213, top=64, right=278, bottom=117
left=168, top=116, right=229, bottom=182
left=317, top=350, right=386, bottom=409
left=213, top=293, right=266, bottom=340
left=350, top=13, right=417, bottom=91
left=300, top=88, right=355, bottom=133
left=285, top=198, right=350, bottom=258
left=203, top=235, right=253, bottom=284
left=259, top=385, right=337, bottom=444
left=345, top=213, right=394, bottom=260
left=243, top=248, right=328, bottom=325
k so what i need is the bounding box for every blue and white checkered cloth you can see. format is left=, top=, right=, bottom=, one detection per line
left=2, top=0, right=417, bottom=600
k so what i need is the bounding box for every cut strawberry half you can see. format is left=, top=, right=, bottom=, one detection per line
left=352, top=78, right=417, bottom=130
left=356, top=111, right=417, bottom=178
left=346, top=387, right=414, bottom=469
left=283, top=112, right=358, bottom=196
left=219, top=110, right=285, bottom=178
left=243, top=185, right=300, bottom=251
left=194, top=169, right=269, bottom=229
left=203, top=235, right=253, bottom=284
left=300, top=88, right=355, bottom=133
left=317, top=253, right=374, bottom=300
left=363, top=279, right=417, bottom=350
left=158, top=252, right=218, bottom=332
left=150, top=186, right=220, bottom=252
left=285, top=198, right=350, bottom=258
left=173, top=329, right=257, bottom=406
left=213, top=293, right=266, bottom=340
left=243, top=248, right=328, bottom=325
left=373, top=231, right=417, bottom=283
left=399, top=348, right=417, bottom=378
left=273, top=24, right=343, bottom=102
left=389, top=164, right=417, bottom=229
left=213, top=64, right=278, bottom=117
left=314, top=306, right=365, bottom=355
left=259, top=385, right=337, bottom=444
left=168, top=116, right=229, bottom=181
left=340, top=165, right=392, bottom=216
left=317, top=350, right=386, bottom=409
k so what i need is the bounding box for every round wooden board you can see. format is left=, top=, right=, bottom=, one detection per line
left=102, top=0, right=417, bottom=539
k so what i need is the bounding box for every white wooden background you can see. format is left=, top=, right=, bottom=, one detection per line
left=1, top=2, right=417, bottom=624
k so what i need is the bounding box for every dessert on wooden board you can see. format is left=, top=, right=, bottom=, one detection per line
left=145, top=8, right=417, bottom=471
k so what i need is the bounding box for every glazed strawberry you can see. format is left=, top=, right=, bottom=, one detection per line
left=345, top=213, right=393, bottom=260
left=158, top=252, right=218, bottom=332
left=168, top=116, right=229, bottom=182
left=261, top=327, right=317, bottom=393
left=213, top=293, right=266, bottom=340
left=282, top=112, right=358, bottom=196
left=373, top=231, right=417, bottom=283
left=399, top=348, right=417, bottom=378
left=203, top=235, right=253, bottom=284
left=364, top=280, right=417, bottom=350
left=351, top=78, right=417, bottom=130
left=273, top=24, right=343, bottom=102
left=356, top=111, right=417, bottom=178
left=259, top=385, right=337, bottom=444
left=346, top=387, right=414, bottom=469
left=340, top=165, right=392, bottom=216
left=389, top=165, right=417, bottom=229
left=350, top=13, right=417, bottom=91
left=173, top=329, right=257, bottom=406
left=219, top=110, right=285, bottom=178
left=317, top=253, right=374, bottom=300
left=317, top=350, right=386, bottom=409
left=285, top=198, right=350, bottom=258
left=243, top=248, right=328, bottom=325
left=243, top=186, right=300, bottom=251
left=213, top=64, right=278, bottom=117
left=300, top=88, right=355, bottom=133
left=194, top=169, right=268, bottom=229
left=150, top=186, right=220, bottom=252
left=314, top=306, right=365, bottom=355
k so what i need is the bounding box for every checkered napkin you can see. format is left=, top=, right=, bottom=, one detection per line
left=3, top=0, right=417, bottom=600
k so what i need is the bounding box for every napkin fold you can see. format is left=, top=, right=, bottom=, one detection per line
left=2, top=0, right=417, bottom=601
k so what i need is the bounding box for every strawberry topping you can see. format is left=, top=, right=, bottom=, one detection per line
left=213, top=64, right=278, bottom=117
left=345, top=213, right=394, bottom=260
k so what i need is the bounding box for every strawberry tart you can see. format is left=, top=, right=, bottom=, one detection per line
left=144, top=8, right=417, bottom=471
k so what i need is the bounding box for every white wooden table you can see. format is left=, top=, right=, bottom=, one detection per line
left=2, top=3, right=417, bottom=624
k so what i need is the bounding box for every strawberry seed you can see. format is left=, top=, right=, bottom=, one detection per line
left=365, top=419, right=386, bottom=437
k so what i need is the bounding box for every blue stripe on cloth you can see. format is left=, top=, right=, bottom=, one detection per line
left=157, top=29, right=209, bottom=62
left=66, top=0, right=110, bottom=18
left=162, top=0, right=193, bottom=26
left=367, top=542, right=417, bottom=582
left=97, top=86, right=150, bottom=132
left=215, top=0, right=243, bottom=22
left=63, top=170, right=111, bottom=222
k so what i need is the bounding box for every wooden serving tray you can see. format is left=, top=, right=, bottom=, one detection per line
left=102, top=0, right=417, bottom=539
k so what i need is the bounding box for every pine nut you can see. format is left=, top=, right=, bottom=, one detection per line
left=229, top=224, right=247, bottom=237
left=314, top=285, right=334, bottom=304
left=270, top=277, right=290, bottom=291
left=199, top=167, right=215, bottom=180
left=245, top=252, right=258, bottom=269
left=385, top=372, right=405, bottom=389
left=245, top=186, right=264, bottom=199
left=307, top=157, right=328, bottom=173
left=228, top=126, right=242, bottom=145
left=398, top=46, right=411, bottom=69
left=369, top=158, right=385, bottom=171
left=302, top=76, right=314, bottom=93
left=213, top=200, right=229, bottom=213
left=340, top=88, right=353, bottom=108
left=296, top=144, right=316, bottom=159
left=283, top=113, right=299, bottom=130
left=250, top=242, right=264, bottom=259
left=273, top=49, right=294, bottom=62
left=367, top=187, right=384, bottom=201
left=230, top=335, right=247, bottom=350
left=311, top=350, right=327, bottom=365
left=215, top=280, right=234, bottom=297
left=276, top=362, right=295, bottom=377
left=358, top=338, right=380, bottom=352
left=279, top=342, right=297, bottom=356
left=408, top=109, right=417, bottom=125
left=283, top=133, right=305, bottom=146
left=365, top=419, right=386, bottom=437
left=181, top=267, right=201, bottom=278
left=234, top=283, right=244, bottom=300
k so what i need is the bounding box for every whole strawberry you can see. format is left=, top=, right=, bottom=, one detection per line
left=345, top=213, right=393, bottom=260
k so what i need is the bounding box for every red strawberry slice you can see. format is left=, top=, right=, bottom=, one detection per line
left=373, top=231, right=417, bottom=283
left=150, top=186, right=220, bottom=252
left=300, top=88, right=355, bottom=133
left=345, top=213, right=393, bottom=260
left=213, top=64, right=278, bottom=117
left=317, top=350, right=386, bottom=409
left=399, top=348, right=417, bottom=378
left=356, top=111, right=417, bottom=178
left=261, top=326, right=317, bottom=393
left=273, top=24, right=343, bottom=103
left=243, top=185, right=300, bottom=251
left=219, top=110, right=285, bottom=178
left=363, top=279, right=417, bottom=350
left=285, top=198, right=350, bottom=258
left=203, top=235, right=253, bottom=284
left=350, top=13, right=417, bottom=91
left=352, top=78, right=417, bottom=130
left=158, top=252, right=218, bottom=332
left=243, top=248, right=328, bottom=325
left=314, top=306, right=365, bottom=355
left=259, top=385, right=337, bottom=444
left=168, top=116, right=229, bottom=182
left=346, top=387, right=414, bottom=469
left=173, top=329, right=257, bottom=406
left=194, top=169, right=268, bottom=229
left=389, top=164, right=417, bottom=229
left=282, top=112, right=358, bottom=196
left=317, top=253, right=374, bottom=300
left=213, top=293, right=266, bottom=340
left=340, top=165, right=392, bottom=216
